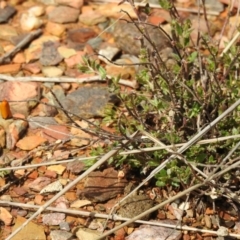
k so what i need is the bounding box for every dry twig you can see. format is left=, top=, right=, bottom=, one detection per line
left=0, top=29, right=42, bottom=64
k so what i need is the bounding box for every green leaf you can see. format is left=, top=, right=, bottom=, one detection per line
left=188, top=51, right=198, bottom=63
left=98, top=66, right=107, bottom=79
left=156, top=180, right=166, bottom=187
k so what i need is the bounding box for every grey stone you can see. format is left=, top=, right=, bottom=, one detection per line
left=113, top=21, right=176, bottom=67
left=80, top=167, right=127, bottom=202
left=50, top=230, right=73, bottom=240
left=59, top=85, right=119, bottom=120
left=0, top=5, right=16, bottom=23
left=117, top=194, right=154, bottom=220
left=48, top=6, right=79, bottom=24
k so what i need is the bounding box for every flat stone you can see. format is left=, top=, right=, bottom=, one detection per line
left=12, top=52, right=25, bottom=64
left=13, top=186, right=28, bottom=196
left=42, top=213, right=65, bottom=225
left=44, top=170, right=57, bottom=178
left=40, top=41, right=63, bottom=66
left=0, top=207, right=13, bottom=225
left=0, top=25, right=18, bottom=41
left=70, top=199, right=91, bottom=208
left=48, top=6, right=80, bottom=24
left=28, top=5, right=45, bottom=17
left=50, top=230, right=73, bottom=240
left=80, top=167, right=127, bottom=202
left=76, top=228, right=103, bottom=240
left=126, top=221, right=182, bottom=240
left=113, top=20, right=174, bottom=61
left=28, top=177, right=51, bottom=192
left=47, top=165, right=66, bottom=175
left=11, top=209, right=27, bottom=218
left=16, top=135, right=47, bottom=150
left=45, top=21, right=65, bottom=37
left=97, top=3, right=136, bottom=19
left=6, top=120, right=28, bottom=150
left=117, top=194, right=154, bottom=220
left=70, top=120, right=91, bottom=147
left=106, top=62, right=136, bottom=79
left=58, top=46, right=76, bottom=58
left=20, top=13, right=43, bottom=31
left=0, top=82, right=38, bottom=117
left=0, top=5, right=16, bottom=23
left=28, top=116, right=58, bottom=129
left=42, top=66, right=63, bottom=77
left=58, top=86, right=119, bottom=120
left=66, top=159, right=85, bottom=174
left=41, top=125, right=70, bottom=142
left=25, top=35, right=59, bottom=63
left=68, top=28, right=97, bottom=43
left=98, top=46, right=121, bottom=62
left=0, top=82, right=38, bottom=101
left=11, top=216, right=46, bottom=240
left=40, top=180, right=63, bottom=194
left=0, top=63, right=21, bottom=74
left=79, top=11, right=107, bottom=26
left=64, top=51, right=85, bottom=67
left=55, top=0, right=84, bottom=9
left=22, top=62, right=41, bottom=74
left=59, top=222, right=70, bottom=231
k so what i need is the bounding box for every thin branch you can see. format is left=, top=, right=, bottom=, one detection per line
left=0, top=29, right=42, bottom=64
left=1, top=134, right=239, bottom=171
left=0, top=74, right=138, bottom=88
left=1, top=200, right=240, bottom=237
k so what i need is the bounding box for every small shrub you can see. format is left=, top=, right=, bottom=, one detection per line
left=79, top=0, right=240, bottom=188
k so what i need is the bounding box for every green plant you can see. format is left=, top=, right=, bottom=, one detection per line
left=79, top=0, right=240, bottom=188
